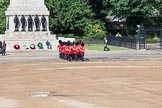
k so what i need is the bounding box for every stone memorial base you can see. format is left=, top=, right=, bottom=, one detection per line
left=3, top=0, right=57, bottom=51
left=0, top=32, right=58, bottom=51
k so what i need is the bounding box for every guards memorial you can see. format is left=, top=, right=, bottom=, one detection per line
left=0, top=0, right=58, bottom=50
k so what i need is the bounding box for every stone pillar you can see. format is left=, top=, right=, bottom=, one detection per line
left=6, top=16, right=9, bottom=30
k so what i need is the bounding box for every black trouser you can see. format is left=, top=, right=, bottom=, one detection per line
left=76, top=54, right=84, bottom=61
left=1, top=48, right=6, bottom=56
left=104, top=46, right=110, bottom=51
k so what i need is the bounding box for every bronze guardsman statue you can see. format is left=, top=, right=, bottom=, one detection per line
left=34, top=15, right=40, bottom=31
left=20, top=15, right=27, bottom=31
left=14, top=15, right=20, bottom=31
left=41, top=15, right=47, bottom=31
left=28, top=15, right=34, bottom=31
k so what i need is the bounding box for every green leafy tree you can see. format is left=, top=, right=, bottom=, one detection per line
left=45, top=0, right=94, bottom=37
left=83, top=20, right=107, bottom=40
left=108, top=0, right=161, bottom=35
left=0, top=0, right=9, bottom=34
left=87, top=0, right=112, bottom=19
left=88, top=0, right=104, bottom=19
left=109, top=0, right=161, bottom=26
left=109, top=0, right=160, bottom=18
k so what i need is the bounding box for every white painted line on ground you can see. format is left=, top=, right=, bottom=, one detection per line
left=18, top=63, right=40, bottom=66
left=56, top=65, right=162, bottom=70
left=6, top=69, right=21, bottom=72
left=33, top=68, right=54, bottom=71
left=31, top=92, right=50, bottom=98
left=0, top=97, right=18, bottom=108
left=1, top=65, right=161, bottom=72
left=48, top=62, right=114, bottom=65
left=31, top=65, right=162, bottom=71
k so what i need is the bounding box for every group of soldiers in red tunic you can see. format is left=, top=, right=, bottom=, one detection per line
left=57, top=40, right=85, bottom=61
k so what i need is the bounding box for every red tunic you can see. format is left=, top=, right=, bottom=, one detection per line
left=61, top=45, right=66, bottom=54
left=78, top=45, right=85, bottom=54
left=71, top=46, right=77, bottom=54
left=57, top=45, right=62, bottom=53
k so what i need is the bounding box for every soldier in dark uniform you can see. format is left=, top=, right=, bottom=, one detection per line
left=0, top=40, right=2, bottom=54
left=104, top=37, right=110, bottom=51
left=14, top=15, right=20, bottom=31
left=41, top=15, right=47, bottom=31
left=79, top=39, right=84, bottom=47
left=20, top=15, right=27, bottom=31
left=28, top=15, right=34, bottom=31
left=34, top=15, right=40, bottom=31
left=1, top=41, right=6, bottom=56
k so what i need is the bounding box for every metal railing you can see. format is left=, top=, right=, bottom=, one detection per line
left=107, top=36, right=137, bottom=49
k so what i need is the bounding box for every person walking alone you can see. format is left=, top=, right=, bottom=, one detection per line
left=104, top=37, right=110, bottom=51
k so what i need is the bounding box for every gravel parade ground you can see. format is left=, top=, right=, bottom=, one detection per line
left=0, top=49, right=162, bottom=108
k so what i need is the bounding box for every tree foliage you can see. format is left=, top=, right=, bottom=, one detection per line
left=87, top=0, right=112, bottom=20
left=83, top=20, right=107, bottom=40
left=109, top=0, right=161, bottom=25
left=109, top=0, right=160, bottom=17
left=45, top=0, right=94, bottom=36
left=0, top=0, right=9, bottom=34
left=0, top=0, right=162, bottom=38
